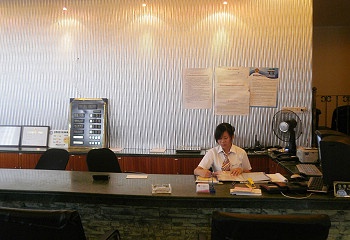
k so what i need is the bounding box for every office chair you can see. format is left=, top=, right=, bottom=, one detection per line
left=0, top=207, right=120, bottom=240
left=35, top=148, right=69, bottom=170
left=331, top=105, right=350, bottom=135
left=211, top=211, right=331, bottom=240
left=86, top=148, right=122, bottom=173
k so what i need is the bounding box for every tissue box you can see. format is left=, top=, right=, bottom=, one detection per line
left=296, top=147, right=319, bottom=163
left=196, top=183, right=210, bottom=193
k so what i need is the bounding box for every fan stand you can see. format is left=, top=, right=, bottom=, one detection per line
left=272, top=110, right=302, bottom=157
left=287, top=129, right=297, bottom=156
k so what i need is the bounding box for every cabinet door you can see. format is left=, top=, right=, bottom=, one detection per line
left=151, top=157, right=180, bottom=174
left=67, top=155, right=88, bottom=171
left=0, top=153, right=20, bottom=169
left=118, top=156, right=151, bottom=173
left=179, top=157, right=202, bottom=175
left=248, top=155, right=270, bottom=173
left=19, top=153, right=41, bottom=169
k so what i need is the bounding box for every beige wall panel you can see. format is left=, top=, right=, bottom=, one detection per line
left=0, top=0, right=312, bottom=149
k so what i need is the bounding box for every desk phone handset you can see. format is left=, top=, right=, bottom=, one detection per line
left=276, top=153, right=299, bottom=161
left=260, top=181, right=307, bottom=193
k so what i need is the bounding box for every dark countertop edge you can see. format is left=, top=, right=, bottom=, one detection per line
left=0, top=147, right=206, bottom=157
left=0, top=147, right=270, bottom=158
left=0, top=190, right=348, bottom=210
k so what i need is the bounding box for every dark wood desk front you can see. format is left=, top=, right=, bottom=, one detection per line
left=0, top=169, right=348, bottom=239
left=0, top=147, right=273, bottom=174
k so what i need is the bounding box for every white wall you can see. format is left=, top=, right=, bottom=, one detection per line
left=0, top=0, right=313, bottom=149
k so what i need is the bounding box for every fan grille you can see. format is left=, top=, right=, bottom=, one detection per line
left=272, top=110, right=302, bottom=142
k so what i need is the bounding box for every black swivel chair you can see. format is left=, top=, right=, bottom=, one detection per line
left=211, top=211, right=331, bottom=240
left=35, top=148, right=69, bottom=170
left=0, top=207, right=120, bottom=240
left=331, top=105, right=350, bottom=135
left=86, top=148, right=122, bottom=173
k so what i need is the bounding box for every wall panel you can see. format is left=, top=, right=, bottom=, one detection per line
left=0, top=0, right=313, bottom=149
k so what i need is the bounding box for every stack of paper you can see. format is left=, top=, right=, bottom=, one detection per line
left=150, top=148, right=166, bottom=153
left=195, top=176, right=219, bottom=184
left=230, top=187, right=262, bottom=196
left=266, top=173, right=288, bottom=182
left=217, top=172, right=270, bottom=183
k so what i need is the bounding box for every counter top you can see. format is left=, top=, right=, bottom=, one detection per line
left=0, top=169, right=348, bottom=210
left=0, top=147, right=270, bottom=159
left=0, top=147, right=206, bottom=157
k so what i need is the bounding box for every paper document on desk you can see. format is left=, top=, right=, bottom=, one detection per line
left=150, top=148, right=166, bottom=153
left=230, top=187, right=262, bottom=196
left=266, top=173, right=288, bottom=182
left=195, top=176, right=219, bottom=184
left=126, top=174, right=148, bottom=179
left=217, top=171, right=270, bottom=183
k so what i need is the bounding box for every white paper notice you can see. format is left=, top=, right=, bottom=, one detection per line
left=48, top=130, right=69, bottom=148
left=249, top=67, right=279, bottom=107
left=182, top=68, right=213, bottom=109
left=214, top=67, right=250, bottom=115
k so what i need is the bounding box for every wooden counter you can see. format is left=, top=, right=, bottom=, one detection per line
left=0, top=148, right=272, bottom=174
left=0, top=169, right=348, bottom=239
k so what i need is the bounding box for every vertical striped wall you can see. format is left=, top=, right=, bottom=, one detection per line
left=0, top=0, right=313, bottom=150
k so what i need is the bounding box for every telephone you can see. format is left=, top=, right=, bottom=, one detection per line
left=276, top=153, right=299, bottom=162
left=260, top=182, right=307, bottom=193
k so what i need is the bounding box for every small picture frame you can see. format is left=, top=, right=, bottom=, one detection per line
left=333, top=181, right=350, bottom=197
left=21, top=126, right=50, bottom=147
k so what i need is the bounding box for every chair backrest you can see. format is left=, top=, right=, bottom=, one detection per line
left=211, top=211, right=331, bottom=240
left=331, top=105, right=350, bottom=135
left=86, top=148, right=122, bottom=173
left=35, top=148, right=69, bottom=170
left=0, top=207, right=86, bottom=240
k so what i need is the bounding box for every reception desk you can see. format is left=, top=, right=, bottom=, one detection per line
left=0, top=147, right=273, bottom=174
left=0, top=169, right=349, bottom=239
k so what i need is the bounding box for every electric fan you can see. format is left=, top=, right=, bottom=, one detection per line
left=272, top=110, right=302, bottom=156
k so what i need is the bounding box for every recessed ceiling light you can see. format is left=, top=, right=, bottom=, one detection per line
left=223, top=1, right=228, bottom=5
left=63, top=6, right=68, bottom=11
left=142, top=3, right=147, bottom=7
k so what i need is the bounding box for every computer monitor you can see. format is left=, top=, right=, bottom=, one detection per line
left=319, top=135, right=350, bottom=186
left=315, top=129, right=347, bottom=147
left=315, top=129, right=347, bottom=162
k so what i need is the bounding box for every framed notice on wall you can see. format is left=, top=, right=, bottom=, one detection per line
left=0, top=126, right=22, bottom=147
left=21, top=126, right=49, bottom=147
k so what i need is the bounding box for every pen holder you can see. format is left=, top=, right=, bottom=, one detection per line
left=209, top=183, right=216, bottom=194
